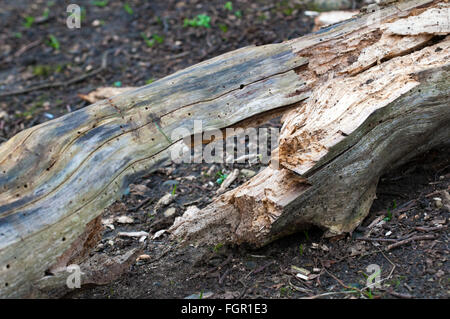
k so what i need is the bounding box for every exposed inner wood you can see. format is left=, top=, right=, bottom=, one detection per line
left=0, top=0, right=448, bottom=297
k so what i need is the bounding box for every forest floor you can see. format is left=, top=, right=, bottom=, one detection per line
left=1, top=0, right=448, bottom=299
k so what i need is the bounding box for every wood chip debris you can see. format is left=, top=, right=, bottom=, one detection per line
left=118, top=231, right=149, bottom=238
left=154, top=193, right=175, bottom=212
left=116, top=216, right=134, bottom=224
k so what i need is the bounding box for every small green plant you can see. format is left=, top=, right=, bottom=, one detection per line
left=257, top=13, right=267, bottom=21
left=152, top=34, right=164, bottom=44
left=141, top=33, right=153, bottom=47
left=384, top=209, right=392, bottom=222
left=218, top=23, right=228, bottom=33
left=299, top=243, right=304, bottom=256
left=146, top=78, right=155, bottom=85
left=199, top=291, right=203, bottom=299
left=213, top=243, right=224, bottom=253
left=224, top=1, right=233, bottom=11
left=23, top=16, right=35, bottom=28
left=47, top=35, right=60, bottom=50
left=42, top=8, right=50, bottom=19
left=283, top=7, right=294, bottom=16
left=216, top=171, right=228, bottom=185
left=171, top=184, right=177, bottom=195
left=32, top=64, right=63, bottom=77
left=184, top=14, right=211, bottom=28
left=92, top=0, right=109, bottom=7
left=391, top=278, right=401, bottom=288
left=279, top=286, right=290, bottom=296
left=364, top=288, right=374, bottom=299
left=14, top=32, right=23, bottom=39
left=303, top=230, right=309, bottom=241
left=384, top=200, right=396, bottom=222
left=113, top=81, right=122, bottom=87
left=141, top=33, right=164, bottom=47
left=123, top=3, right=133, bottom=15
left=234, top=10, right=242, bottom=18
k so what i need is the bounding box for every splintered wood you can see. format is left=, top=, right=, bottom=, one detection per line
left=0, top=0, right=448, bottom=297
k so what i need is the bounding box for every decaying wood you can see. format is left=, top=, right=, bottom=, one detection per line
left=0, top=0, right=448, bottom=297
left=169, top=1, right=449, bottom=245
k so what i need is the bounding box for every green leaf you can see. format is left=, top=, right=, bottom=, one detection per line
left=218, top=23, right=228, bottom=33
left=141, top=32, right=154, bottom=47
left=283, top=7, right=293, bottom=16
left=92, top=0, right=109, bottom=7
left=303, top=230, right=309, bottom=241
left=23, top=16, right=35, bottom=28
left=384, top=208, right=392, bottom=222
left=152, top=34, right=164, bottom=44
left=47, top=35, right=60, bottom=50
left=123, top=3, right=133, bottom=15
left=213, top=243, right=224, bottom=252
left=184, top=14, right=211, bottom=28
left=224, top=1, right=233, bottom=11
left=171, top=184, right=177, bottom=195
left=215, top=171, right=228, bottom=185
left=141, top=33, right=164, bottom=47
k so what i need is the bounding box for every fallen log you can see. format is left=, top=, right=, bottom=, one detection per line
left=0, top=0, right=448, bottom=297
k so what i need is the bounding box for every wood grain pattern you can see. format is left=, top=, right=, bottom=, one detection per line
left=0, top=0, right=448, bottom=297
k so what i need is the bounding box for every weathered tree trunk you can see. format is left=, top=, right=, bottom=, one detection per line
left=0, top=0, right=448, bottom=298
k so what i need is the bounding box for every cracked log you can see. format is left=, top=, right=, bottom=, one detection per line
left=0, top=0, right=449, bottom=297
left=169, top=1, right=450, bottom=244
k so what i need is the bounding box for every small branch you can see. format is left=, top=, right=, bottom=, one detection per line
left=386, top=234, right=436, bottom=251
left=128, top=197, right=154, bottom=212
left=383, top=289, right=413, bottom=299
left=356, top=237, right=398, bottom=243
left=415, top=225, right=447, bottom=232
left=14, top=39, right=42, bottom=58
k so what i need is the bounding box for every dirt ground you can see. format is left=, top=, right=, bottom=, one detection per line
left=65, top=147, right=449, bottom=299
left=1, top=1, right=449, bottom=299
